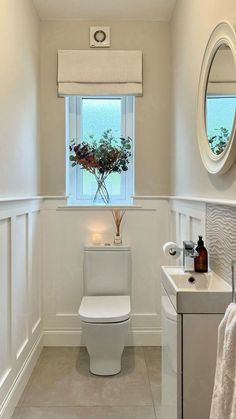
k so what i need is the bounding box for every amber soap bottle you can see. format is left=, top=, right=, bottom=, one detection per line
left=194, top=236, right=208, bottom=273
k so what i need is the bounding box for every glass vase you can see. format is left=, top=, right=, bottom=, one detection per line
left=93, top=178, right=110, bottom=204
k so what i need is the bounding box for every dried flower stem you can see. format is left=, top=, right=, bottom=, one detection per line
left=112, top=209, right=125, bottom=236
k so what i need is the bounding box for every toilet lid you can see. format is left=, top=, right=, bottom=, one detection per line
left=79, top=295, right=131, bottom=323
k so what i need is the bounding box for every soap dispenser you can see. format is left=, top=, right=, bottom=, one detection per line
left=194, top=236, right=208, bottom=273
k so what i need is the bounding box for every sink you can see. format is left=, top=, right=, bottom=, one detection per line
left=162, top=266, right=231, bottom=313
left=167, top=269, right=230, bottom=291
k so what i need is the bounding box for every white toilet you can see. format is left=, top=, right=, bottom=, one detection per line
left=79, top=244, right=131, bottom=376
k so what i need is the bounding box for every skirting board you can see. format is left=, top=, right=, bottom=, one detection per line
left=0, top=334, right=43, bottom=419
left=43, top=329, right=162, bottom=347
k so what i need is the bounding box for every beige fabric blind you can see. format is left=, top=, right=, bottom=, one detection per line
left=57, top=50, right=142, bottom=96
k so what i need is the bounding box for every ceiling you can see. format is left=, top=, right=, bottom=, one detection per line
left=33, top=0, right=177, bottom=21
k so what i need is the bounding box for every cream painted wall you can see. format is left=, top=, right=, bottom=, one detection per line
left=40, top=21, right=171, bottom=196
left=170, top=0, right=236, bottom=199
left=0, top=0, right=40, bottom=197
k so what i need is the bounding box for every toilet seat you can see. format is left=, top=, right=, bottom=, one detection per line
left=79, top=295, right=130, bottom=323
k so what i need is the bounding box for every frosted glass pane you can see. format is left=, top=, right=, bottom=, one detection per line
left=80, top=98, right=122, bottom=199
left=82, top=98, right=121, bottom=140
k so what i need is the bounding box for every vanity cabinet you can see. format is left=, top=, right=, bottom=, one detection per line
left=161, top=284, right=223, bottom=419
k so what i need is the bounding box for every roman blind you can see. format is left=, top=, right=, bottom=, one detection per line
left=57, top=50, right=142, bottom=96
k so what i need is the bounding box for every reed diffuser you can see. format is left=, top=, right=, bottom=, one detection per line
left=112, top=209, right=125, bottom=245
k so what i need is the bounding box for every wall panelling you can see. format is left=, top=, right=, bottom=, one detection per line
left=0, top=200, right=42, bottom=419
left=42, top=197, right=170, bottom=347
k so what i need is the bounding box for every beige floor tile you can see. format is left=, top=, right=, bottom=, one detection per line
left=19, top=347, right=153, bottom=407
left=144, top=347, right=161, bottom=384
left=150, top=382, right=161, bottom=408
left=144, top=346, right=162, bottom=410
left=12, top=406, right=156, bottom=419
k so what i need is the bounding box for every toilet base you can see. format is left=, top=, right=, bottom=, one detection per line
left=82, top=318, right=130, bottom=376
left=90, top=357, right=121, bottom=376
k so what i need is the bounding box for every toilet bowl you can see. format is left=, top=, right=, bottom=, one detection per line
left=79, top=245, right=132, bottom=376
left=79, top=295, right=130, bottom=375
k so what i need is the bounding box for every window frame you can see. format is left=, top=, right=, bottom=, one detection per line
left=66, top=95, right=135, bottom=205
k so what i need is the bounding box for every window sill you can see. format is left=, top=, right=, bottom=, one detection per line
left=56, top=204, right=143, bottom=211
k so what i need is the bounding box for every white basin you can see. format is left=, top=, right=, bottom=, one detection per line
left=162, top=266, right=231, bottom=313
left=167, top=269, right=230, bottom=291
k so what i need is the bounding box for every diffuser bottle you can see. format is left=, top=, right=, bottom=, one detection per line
left=194, top=236, right=208, bottom=273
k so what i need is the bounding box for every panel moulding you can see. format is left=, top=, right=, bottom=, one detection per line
left=0, top=200, right=42, bottom=419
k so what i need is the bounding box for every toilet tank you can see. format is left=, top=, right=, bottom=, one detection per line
left=83, top=245, right=131, bottom=296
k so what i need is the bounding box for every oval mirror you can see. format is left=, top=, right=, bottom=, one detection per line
left=206, top=44, right=236, bottom=155
left=198, top=21, right=236, bottom=174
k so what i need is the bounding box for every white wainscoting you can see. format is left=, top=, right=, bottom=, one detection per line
left=170, top=199, right=206, bottom=259
left=42, top=197, right=171, bottom=347
left=0, top=200, right=43, bottom=419
left=1, top=194, right=233, bottom=417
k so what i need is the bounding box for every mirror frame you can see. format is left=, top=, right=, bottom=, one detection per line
left=197, top=20, right=236, bottom=174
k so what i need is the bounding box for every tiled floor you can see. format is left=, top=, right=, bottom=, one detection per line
left=13, top=347, right=161, bottom=419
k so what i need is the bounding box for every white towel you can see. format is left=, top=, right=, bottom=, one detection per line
left=210, top=303, right=236, bottom=419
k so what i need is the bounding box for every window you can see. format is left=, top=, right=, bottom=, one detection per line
left=66, top=96, right=134, bottom=205
left=206, top=95, right=236, bottom=154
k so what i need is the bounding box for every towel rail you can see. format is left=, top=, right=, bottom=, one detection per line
left=232, top=260, right=236, bottom=303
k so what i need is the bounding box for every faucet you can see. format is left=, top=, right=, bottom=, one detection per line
left=183, top=241, right=198, bottom=272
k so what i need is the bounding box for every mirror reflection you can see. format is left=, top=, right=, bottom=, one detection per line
left=205, top=44, right=236, bottom=155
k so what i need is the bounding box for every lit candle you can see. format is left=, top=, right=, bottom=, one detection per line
left=92, top=233, right=102, bottom=245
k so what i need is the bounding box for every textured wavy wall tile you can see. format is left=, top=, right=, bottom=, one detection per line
left=206, top=204, right=236, bottom=285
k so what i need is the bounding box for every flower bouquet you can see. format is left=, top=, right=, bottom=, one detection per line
left=69, top=129, right=132, bottom=204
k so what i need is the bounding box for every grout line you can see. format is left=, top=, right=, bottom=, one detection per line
left=143, top=347, right=157, bottom=418
left=143, top=347, right=161, bottom=419
left=16, top=403, right=154, bottom=408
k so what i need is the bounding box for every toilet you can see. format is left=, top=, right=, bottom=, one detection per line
left=79, top=244, right=131, bottom=376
